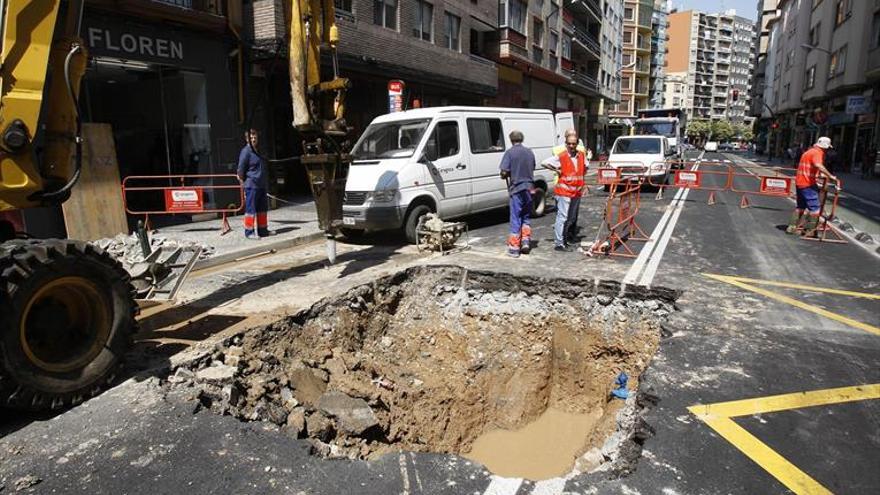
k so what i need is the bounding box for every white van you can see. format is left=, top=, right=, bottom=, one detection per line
left=341, top=107, right=574, bottom=242
left=607, top=135, right=675, bottom=183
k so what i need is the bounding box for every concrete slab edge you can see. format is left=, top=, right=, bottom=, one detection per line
left=192, top=231, right=326, bottom=271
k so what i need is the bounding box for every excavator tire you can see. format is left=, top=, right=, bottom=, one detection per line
left=0, top=239, right=138, bottom=411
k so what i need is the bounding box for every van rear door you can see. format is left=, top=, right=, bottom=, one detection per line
left=554, top=112, right=574, bottom=145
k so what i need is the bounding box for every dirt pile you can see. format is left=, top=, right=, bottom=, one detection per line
left=167, top=266, right=675, bottom=475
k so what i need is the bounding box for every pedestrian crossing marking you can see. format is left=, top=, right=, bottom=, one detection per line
left=688, top=383, right=880, bottom=495
left=703, top=273, right=880, bottom=336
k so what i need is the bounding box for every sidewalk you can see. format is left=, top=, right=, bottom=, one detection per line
left=154, top=196, right=325, bottom=270
left=743, top=152, right=880, bottom=239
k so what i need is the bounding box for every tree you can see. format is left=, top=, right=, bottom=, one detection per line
left=687, top=120, right=711, bottom=139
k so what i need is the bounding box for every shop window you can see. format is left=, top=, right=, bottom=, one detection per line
left=374, top=0, right=397, bottom=30
left=467, top=118, right=505, bottom=153
left=445, top=12, right=461, bottom=51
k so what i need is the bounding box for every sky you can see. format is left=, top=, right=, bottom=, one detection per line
left=669, top=0, right=757, bottom=21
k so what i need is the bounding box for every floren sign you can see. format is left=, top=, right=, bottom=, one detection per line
left=87, top=28, right=184, bottom=61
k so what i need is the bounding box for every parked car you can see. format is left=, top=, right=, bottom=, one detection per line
left=704, top=141, right=719, bottom=152
left=606, top=135, right=675, bottom=189
left=341, top=106, right=574, bottom=243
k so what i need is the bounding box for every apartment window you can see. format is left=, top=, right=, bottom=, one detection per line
left=500, top=0, right=527, bottom=34
left=532, top=17, right=544, bottom=48
left=374, top=0, right=397, bottom=29
left=413, top=1, right=433, bottom=41
left=805, top=66, right=816, bottom=89
left=785, top=51, right=794, bottom=69
left=549, top=30, right=559, bottom=55
left=828, top=45, right=847, bottom=78
left=623, top=30, right=633, bottom=44
left=444, top=12, right=461, bottom=51
left=335, top=0, right=353, bottom=13
left=809, top=23, right=820, bottom=46
left=783, top=83, right=790, bottom=101
left=623, top=76, right=633, bottom=90
left=624, top=7, right=634, bottom=21
left=562, top=36, right=572, bottom=59
left=835, top=0, right=851, bottom=27
left=623, top=53, right=632, bottom=66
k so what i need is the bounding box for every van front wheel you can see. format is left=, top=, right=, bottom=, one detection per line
left=404, top=204, right=433, bottom=244
left=531, top=186, right=547, bottom=217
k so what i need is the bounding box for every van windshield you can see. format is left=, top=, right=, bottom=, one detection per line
left=352, top=119, right=431, bottom=160
left=613, top=138, right=662, bottom=154
left=635, top=122, right=676, bottom=137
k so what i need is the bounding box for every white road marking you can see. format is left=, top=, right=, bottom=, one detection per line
left=623, top=152, right=703, bottom=285
left=530, top=477, right=566, bottom=494
left=399, top=453, right=411, bottom=495
left=639, top=186, right=692, bottom=286
left=483, top=476, right=524, bottom=495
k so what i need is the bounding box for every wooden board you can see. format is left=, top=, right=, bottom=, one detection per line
left=62, top=123, right=129, bottom=240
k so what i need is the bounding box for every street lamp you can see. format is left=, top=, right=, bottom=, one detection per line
left=800, top=43, right=832, bottom=55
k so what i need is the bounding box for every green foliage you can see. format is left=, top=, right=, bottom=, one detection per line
left=687, top=120, right=711, bottom=138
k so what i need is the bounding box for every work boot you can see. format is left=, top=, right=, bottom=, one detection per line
left=520, top=239, right=531, bottom=254
left=507, top=247, right=521, bottom=258
left=785, top=211, right=802, bottom=235
left=802, top=215, right=820, bottom=237
left=554, top=244, right=573, bottom=252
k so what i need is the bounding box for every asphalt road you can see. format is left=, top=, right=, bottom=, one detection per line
left=1, top=151, right=877, bottom=495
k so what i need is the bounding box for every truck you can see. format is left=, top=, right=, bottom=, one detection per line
left=634, top=108, right=687, bottom=162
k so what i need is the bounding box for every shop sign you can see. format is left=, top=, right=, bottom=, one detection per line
left=388, top=80, right=405, bottom=113
left=86, top=27, right=184, bottom=62
left=164, top=188, right=203, bottom=212
left=846, top=95, right=871, bottom=115
left=826, top=112, right=856, bottom=126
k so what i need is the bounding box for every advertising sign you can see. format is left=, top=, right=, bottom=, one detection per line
left=846, top=95, right=871, bottom=115
left=388, top=80, right=405, bottom=113
left=164, top=188, right=204, bottom=212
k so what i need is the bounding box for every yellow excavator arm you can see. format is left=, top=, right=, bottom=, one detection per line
left=0, top=0, right=87, bottom=211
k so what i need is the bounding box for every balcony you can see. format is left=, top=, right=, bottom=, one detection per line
left=638, top=10, right=653, bottom=30
left=566, top=69, right=600, bottom=95
left=571, top=26, right=601, bottom=58
left=568, top=0, right=602, bottom=23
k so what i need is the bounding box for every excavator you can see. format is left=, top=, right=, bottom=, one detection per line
left=0, top=0, right=350, bottom=410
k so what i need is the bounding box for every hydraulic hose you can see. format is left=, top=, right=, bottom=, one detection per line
left=39, top=43, right=83, bottom=200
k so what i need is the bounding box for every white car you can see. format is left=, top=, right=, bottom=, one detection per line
left=607, top=135, right=674, bottom=185
left=704, top=141, right=719, bottom=152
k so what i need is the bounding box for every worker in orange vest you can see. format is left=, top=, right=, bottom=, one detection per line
left=543, top=130, right=588, bottom=251
left=787, top=136, right=837, bottom=237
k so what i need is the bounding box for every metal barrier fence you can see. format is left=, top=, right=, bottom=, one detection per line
left=589, top=177, right=649, bottom=257
left=121, top=174, right=244, bottom=234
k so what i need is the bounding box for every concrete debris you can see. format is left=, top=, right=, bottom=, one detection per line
left=195, top=364, right=238, bottom=384
left=318, top=391, right=379, bottom=436
left=91, top=232, right=214, bottom=265
left=305, top=412, right=335, bottom=442
left=285, top=408, right=307, bottom=436
left=288, top=368, right=328, bottom=408
left=12, top=475, right=41, bottom=491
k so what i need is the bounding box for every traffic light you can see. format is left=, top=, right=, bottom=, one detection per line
left=732, top=89, right=739, bottom=101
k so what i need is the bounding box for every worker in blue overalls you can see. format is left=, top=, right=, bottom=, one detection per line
left=237, top=128, right=270, bottom=239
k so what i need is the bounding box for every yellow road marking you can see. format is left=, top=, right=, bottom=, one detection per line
left=703, top=273, right=880, bottom=336
left=708, top=274, right=880, bottom=300
left=689, top=384, right=880, bottom=495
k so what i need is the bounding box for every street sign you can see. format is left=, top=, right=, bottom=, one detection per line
left=388, top=80, right=405, bottom=113
left=846, top=96, right=871, bottom=115
left=674, top=170, right=701, bottom=188
left=597, top=168, right=621, bottom=185
left=164, top=188, right=203, bottom=212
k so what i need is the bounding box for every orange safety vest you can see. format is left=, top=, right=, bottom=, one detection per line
left=796, top=146, right=824, bottom=188
left=554, top=150, right=586, bottom=198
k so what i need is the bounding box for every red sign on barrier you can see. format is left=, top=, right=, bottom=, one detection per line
left=598, top=168, right=621, bottom=185
left=164, top=188, right=204, bottom=212
left=674, top=170, right=701, bottom=188
left=759, top=176, right=792, bottom=196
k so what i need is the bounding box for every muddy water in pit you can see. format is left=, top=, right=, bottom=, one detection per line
left=466, top=407, right=604, bottom=480
left=178, top=267, right=675, bottom=478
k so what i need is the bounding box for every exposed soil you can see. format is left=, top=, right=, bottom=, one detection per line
left=167, top=266, right=677, bottom=479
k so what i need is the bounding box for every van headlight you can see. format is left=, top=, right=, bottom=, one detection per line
left=367, top=189, right=397, bottom=203
left=650, top=163, right=665, bottom=171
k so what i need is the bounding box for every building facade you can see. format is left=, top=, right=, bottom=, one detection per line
left=757, top=0, right=876, bottom=169
left=667, top=9, right=756, bottom=124
left=649, top=0, right=669, bottom=108
left=608, top=0, right=655, bottom=136
left=750, top=0, right=779, bottom=118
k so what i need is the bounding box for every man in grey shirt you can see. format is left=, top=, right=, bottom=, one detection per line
left=499, top=130, right=536, bottom=258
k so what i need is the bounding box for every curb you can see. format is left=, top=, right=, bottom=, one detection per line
left=192, top=230, right=326, bottom=271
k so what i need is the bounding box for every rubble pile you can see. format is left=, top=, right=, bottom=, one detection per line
left=167, top=267, right=674, bottom=467
left=92, top=232, right=214, bottom=265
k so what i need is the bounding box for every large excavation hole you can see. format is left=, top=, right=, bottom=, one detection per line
left=173, top=267, right=675, bottom=480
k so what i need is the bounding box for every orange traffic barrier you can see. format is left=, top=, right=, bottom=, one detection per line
left=589, top=178, right=649, bottom=258
left=798, top=177, right=847, bottom=244
left=647, top=160, right=732, bottom=204
left=122, top=174, right=245, bottom=235
left=729, top=163, right=797, bottom=208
